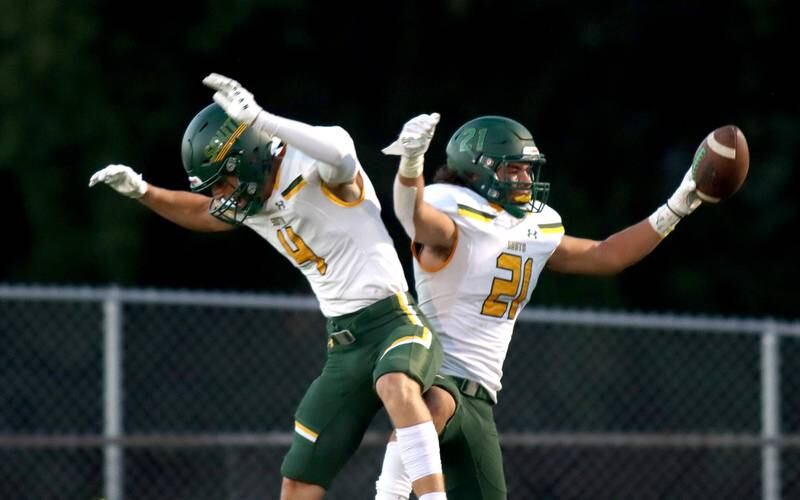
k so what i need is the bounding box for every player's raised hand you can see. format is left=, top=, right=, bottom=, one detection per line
left=383, top=113, right=440, bottom=158
left=89, top=164, right=148, bottom=199
left=667, top=166, right=702, bottom=217
left=202, top=73, right=264, bottom=126
left=649, top=165, right=703, bottom=237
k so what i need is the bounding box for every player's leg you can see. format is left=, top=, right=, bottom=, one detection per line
left=375, top=371, right=444, bottom=497
left=280, top=337, right=383, bottom=498
left=424, top=385, right=458, bottom=432
left=375, top=385, right=456, bottom=500
left=280, top=478, right=325, bottom=500
left=377, top=376, right=507, bottom=500
left=373, top=295, right=446, bottom=499
left=438, top=382, right=506, bottom=500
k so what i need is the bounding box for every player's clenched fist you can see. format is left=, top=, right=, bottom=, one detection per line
left=88, top=164, right=148, bottom=199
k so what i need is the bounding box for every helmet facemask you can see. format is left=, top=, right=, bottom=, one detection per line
left=470, top=155, right=549, bottom=218
left=206, top=160, right=266, bottom=225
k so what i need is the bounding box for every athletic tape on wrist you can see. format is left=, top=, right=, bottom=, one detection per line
left=648, top=203, right=682, bottom=237
left=398, top=155, right=424, bottom=179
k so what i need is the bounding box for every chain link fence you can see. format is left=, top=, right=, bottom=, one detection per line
left=1, top=285, right=799, bottom=499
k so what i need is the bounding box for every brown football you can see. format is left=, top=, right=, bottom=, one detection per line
left=691, top=125, right=749, bottom=203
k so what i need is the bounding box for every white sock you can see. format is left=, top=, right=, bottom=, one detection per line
left=395, top=421, right=443, bottom=482
left=375, top=441, right=413, bottom=500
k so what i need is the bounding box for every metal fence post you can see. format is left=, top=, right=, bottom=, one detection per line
left=104, top=286, right=124, bottom=500
left=761, top=322, right=780, bottom=500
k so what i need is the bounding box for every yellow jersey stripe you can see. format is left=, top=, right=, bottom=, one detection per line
left=271, top=163, right=282, bottom=193
left=282, top=176, right=307, bottom=200
left=538, top=223, right=565, bottom=234
left=294, top=420, right=319, bottom=443
left=457, top=205, right=496, bottom=223
left=320, top=179, right=365, bottom=207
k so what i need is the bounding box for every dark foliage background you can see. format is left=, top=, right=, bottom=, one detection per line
left=2, top=0, right=797, bottom=318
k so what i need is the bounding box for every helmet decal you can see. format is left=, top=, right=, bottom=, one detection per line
left=457, top=127, right=489, bottom=154
left=522, top=146, right=540, bottom=157
left=206, top=119, right=249, bottom=163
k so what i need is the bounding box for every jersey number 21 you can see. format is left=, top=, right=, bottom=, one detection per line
left=481, top=253, right=533, bottom=320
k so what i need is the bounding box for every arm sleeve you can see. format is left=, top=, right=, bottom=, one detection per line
left=254, top=113, right=358, bottom=184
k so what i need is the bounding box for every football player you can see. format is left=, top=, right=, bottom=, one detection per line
left=89, top=74, right=449, bottom=500
left=374, top=113, right=701, bottom=499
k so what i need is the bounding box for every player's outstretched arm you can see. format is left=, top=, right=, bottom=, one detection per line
left=547, top=165, right=701, bottom=275
left=202, top=73, right=357, bottom=185
left=383, top=113, right=456, bottom=249
left=89, top=164, right=233, bottom=232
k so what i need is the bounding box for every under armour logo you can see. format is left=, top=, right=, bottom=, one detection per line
left=528, top=228, right=538, bottom=239
left=275, top=200, right=286, bottom=210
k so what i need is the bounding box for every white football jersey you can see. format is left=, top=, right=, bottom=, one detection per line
left=414, top=184, right=565, bottom=402
left=244, top=146, right=408, bottom=317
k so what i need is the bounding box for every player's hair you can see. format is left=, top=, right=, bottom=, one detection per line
left=432, top=164, right=471, bottom=187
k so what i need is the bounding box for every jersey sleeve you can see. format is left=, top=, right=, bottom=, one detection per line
left=262, top=114, right=359, bottom=184
left=423, top=184, right=460, bottom=214
left=535, top=205, right=565, bottom=232
left=305, top=126, right=359, bottom=184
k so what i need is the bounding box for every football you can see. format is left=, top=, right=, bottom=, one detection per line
left=691, top=125, right=749, bottom=203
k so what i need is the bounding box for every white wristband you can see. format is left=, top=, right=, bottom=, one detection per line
left=398, top=155, right=424, bottom=179
left=648, top=203, right=683, bottom=237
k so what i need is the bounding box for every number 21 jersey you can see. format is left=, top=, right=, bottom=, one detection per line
left=413, top=184, right=565, bottom=402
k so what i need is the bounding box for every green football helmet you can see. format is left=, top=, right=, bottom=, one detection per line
left=445, top=115, right=549, bottom=217
left=181, top=103, right=274, bottom=224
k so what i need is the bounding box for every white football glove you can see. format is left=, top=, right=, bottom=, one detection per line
left=383, top=113, right=441, bottom=157
left=648, top=166, right=702, bottom=237
left=382, top=113, right=440, bottom=178
left=667, top=166, right=702, bottom=216
left=88, top=164, right=148, bottom=199
left=202, top=73, right=264, bottom=126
